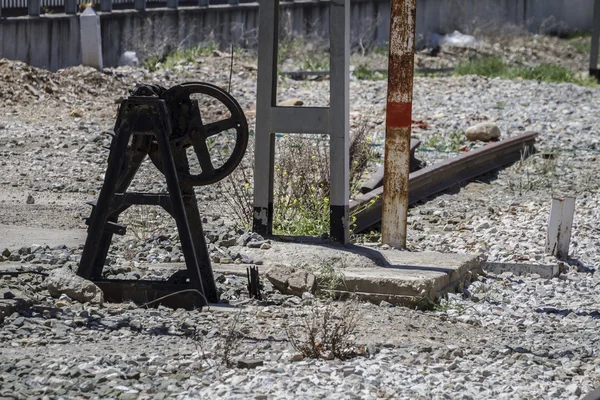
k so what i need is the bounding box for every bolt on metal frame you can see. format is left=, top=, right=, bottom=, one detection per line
left=252, top=0, right=350, bottom=244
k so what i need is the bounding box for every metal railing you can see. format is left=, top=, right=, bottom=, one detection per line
left=0, top=0, right=248, bottom=17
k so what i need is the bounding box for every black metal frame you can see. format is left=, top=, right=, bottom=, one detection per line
left=78, top=93, right=218, bottom=309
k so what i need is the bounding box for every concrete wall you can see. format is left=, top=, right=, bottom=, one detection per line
left=0, top=0, right=596, bottom=71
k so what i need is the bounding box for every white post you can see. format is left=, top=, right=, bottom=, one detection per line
left=80, top=7, right=104, bottom=71
left=545, top=195, right=576, bottom=260
left=253, top=0, right=278, bottom=237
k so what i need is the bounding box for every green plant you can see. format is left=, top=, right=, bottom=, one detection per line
left=145, top=42, right=219, bottom=72
left=454, top=56, right=597, bottom=87
left=424, top=135, right=443, bottom=150
left=423, top=132, right=465, bottom=152
left=564, top=33, right=592, bottom=55
left=298, top=257, right=347, bottom=298
left=272, top=122, right=374, bottom=236
left=455, top=56, right=509, bottom=77
left=447, top=130, right=466, bottom=152
left=302, top=53, right=330, bottom=71
left=353, top=63, right=387, bottom=80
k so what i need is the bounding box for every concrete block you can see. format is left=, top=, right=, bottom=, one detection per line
left=80, top=7, right=103, bottom=71
left=483, top=262, right=560, bottom=279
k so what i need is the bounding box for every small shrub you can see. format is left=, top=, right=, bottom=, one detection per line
left=286, top=299, right=364, bottom=360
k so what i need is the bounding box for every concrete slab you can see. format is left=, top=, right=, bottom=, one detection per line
left=0, top=225, right=87, bottom=250
left=210, top=244, right=484, bottom=307
left=483, top=262, right=560, bottom=279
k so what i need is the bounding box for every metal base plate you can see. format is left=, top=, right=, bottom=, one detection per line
left=94, top=280, right=206, bottom=310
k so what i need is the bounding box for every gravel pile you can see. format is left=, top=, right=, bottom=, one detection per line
left=1, top=35, right=599, bottom=398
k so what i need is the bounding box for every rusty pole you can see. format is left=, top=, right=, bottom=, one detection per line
left=381, top=0, right=417, bottom=248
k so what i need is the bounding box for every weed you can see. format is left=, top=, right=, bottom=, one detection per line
left=216, top=141, right=255, bottom=230
left=302, top=53, right=330, bottom=71
left=353, top=63, right=387, bottom=80
left=455, top=56, right=509, bottom=77
left=563, top=33, right=592, bottom=55
left=297, top=257, right=347, bottom=298
left=447, top=130, right=466, bottom=152
left=219, top=311, right=243, bottom=368
left=121, top=206, right=165, bottom=241
left=424, top=135, right=443, bottom=150
left=455, top=56, right=597, bottom=87
left=423, top=131, right=465, bottom=152
left=286, top=299, right=364, bottom=360
left=145, top=42, right=219, bottom=71
left=272, top=117, right=374, bottom=236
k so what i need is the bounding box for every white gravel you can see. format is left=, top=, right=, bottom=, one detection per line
left=1, top=45, right=599, bottom=399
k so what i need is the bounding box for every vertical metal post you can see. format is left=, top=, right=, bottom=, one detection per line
left=167, top=0, right=179, bottom=9
left=134, top=0, right=146, bottom=11
left=591, top=0, right=600, bottom=80
left=329, top=0, right=350, bottom=243
left=545, top=195, right=576, bottom=260
left=28, top=0, right=41, bottom=16
left=100, top=0, right=113, bottom=12
left=253, top=0, right=279, bottom=236
left=65, top=0, right=77, bottom=14
left=381, top=0, right=416, bottom=248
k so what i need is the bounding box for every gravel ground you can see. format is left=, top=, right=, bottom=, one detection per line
left=1, top=34, right=599, bottom=399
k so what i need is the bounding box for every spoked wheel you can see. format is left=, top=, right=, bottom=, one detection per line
left=150, top=82, right=249, bottom=186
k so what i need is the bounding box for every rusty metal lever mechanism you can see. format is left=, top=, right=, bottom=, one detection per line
left=77, top=82, right=249, bottom=309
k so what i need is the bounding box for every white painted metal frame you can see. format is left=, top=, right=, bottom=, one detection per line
left=252, top=0, right=350, bottom=243
left=545, top=195, right=576, bottom=260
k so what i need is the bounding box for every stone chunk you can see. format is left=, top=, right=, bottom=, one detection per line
left=237, top=231, right=264, bottom=246
left=466, top=122, right=501, bottom=142
left=46, top=267, right=104, bottom=304
left=265, top=265, right=317, bottom=297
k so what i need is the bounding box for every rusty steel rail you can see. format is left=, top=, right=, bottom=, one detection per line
left=350, top=131, right=539, bottom=233
left=360, top=138, right=422, bottom=194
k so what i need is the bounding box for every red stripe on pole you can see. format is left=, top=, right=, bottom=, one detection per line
left=386, top=101, right=413, bottom=128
